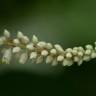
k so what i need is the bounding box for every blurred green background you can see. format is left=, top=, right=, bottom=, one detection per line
left=0, top=0, right=96, bottom=95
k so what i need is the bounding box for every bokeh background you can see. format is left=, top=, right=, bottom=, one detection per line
left=0, top=0, right=96, bottom=95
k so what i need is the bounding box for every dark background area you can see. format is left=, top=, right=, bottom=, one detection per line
left=0, top=0, right=96, bottom=96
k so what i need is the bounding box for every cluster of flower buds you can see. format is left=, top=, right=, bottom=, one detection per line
left=0, top=29, right=96, bottom=66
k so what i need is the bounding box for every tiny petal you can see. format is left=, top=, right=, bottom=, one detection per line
left=72, top=49, right=78, bottom=55
left=66, top=52, right=72, bottom=59
left=74, top=56, right=80, bottom=62
left=57, top=55, right=64, bottom=62
left=83, top=55, right=91, bottom=61
left=78, top=51, right=84, bottom=57
left=65, top=48, right=73, bottom=53
left=4, top=29, right=10, bottom=38
left=46, top=43, right=53, bottom=49
left=12, top=47, right=21, bottom=53
left=2, top=48, right=12, bottom=64
left=32, top=35, right=38, bottom=44
left=85, top=44, right=93, bottom=50
left=36, top=56, right=43, bottom=64
left=0, top=37, right=6, bottom=45
left=77, top=59, right=83, bottom=66
left=85, top=49, right=92, bottom=55
left=52, top=58, right=58, bottom=66
left=50, top=49, right=57, bottom=55
left=41, top=50, right=48, bottom=56
left=17, top=31, right=24, bottom=39
left=91, top=52, right=96, bottom=59
left=30, top=52, right=37, bottom=59
left=22, top=36, right=30, bottom=44
left=37, top=41, right=46, bottom=48
left=46, top=55, right=53, bottom=64
left=19, top=53, right=28, bottom=64
left=13, top=39, right=20, bottom=45
left=54, top=44, right=64, bottom=53
left=62, top=59, right=73, bottom=66
left=26, top=43, right=35, bottom=50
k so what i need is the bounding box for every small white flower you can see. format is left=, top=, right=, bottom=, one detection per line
left=72, top=49, right=78, bottom=55
left=50, top=49, right=57, bottom=55
left=30, top=52, right=37, bottom=59
left=46, top=55, right=53, bottom=64
left=13, top=39, right=20, bottom=45
left=37, top=41, right=46, bottom=48
left=54, top=44, right=64, bottom=53
left=65, top=48, right=73, bottom=53
left=46, top=43, right=53, bottom=49
left=78, top=51, right=84, bottom=57
left=66, top=52, right=72, bottom=59
left=83, top=55, right=91, bottom=61
left=52, top=58, right=58, bottom=66
left=26, top=43, right=35, bottom=50
left=0, top=37, right=6, bottom=45
left=36, top=56, right=43, bottom=64
left=22, top=36, right=30, bottom=44
left=77, top=59, right=83, bottom=66
left=73, top=47, right=78, bottom=50
left=74, top=56, right=80, bottom=62
left=12, top=47, right=21, bottom=53
left=19, top=53, right=28, bottom=64
left=41, top=50, right=48, bottom=56
left=62, top=59, right=73, bottom=66
left=85, top=49, right=92, bottom=55
left=17, top=31, right=24, bottom=39
left=78, top=46, right=84, bottom=52
left=57, top=55, right=64, bottom=62
left=85, top=44, right=93, bottom=50
left=4, top=29, right=10, bottom=38
left=32, top=35, right=38, bottom=44
left=91, top=51, right=96, bottom=59
left=2, top=48, right=12, bottom=64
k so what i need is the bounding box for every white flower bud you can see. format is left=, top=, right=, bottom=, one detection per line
left=78, top=51, right=84, bottom=57
left=2, top=48, right=12, bottom=64
left=74, top=56, right=80, bottom=62
left=37, top=41, right=46, bottom=48
left=32, top=35, right=38, bottom=44
left=13, top=39, right=20, bottom=45
left=78, top=46, right=84, bottom=52
left=17, top=31, right=24, bottom=39
left=12, top=47, right=21, bottom=53
left=19, top=53, right=28, bottom=64
left=54, top=44, right=64, bottom=53
left=4, top=29, right=10, bottom=38
left=50, top=49, right=57, bottom=55
left=66, top=48, right=72, bottom=53
left=85, top=49, right=92, bottom=55
left=0, top=37, right=6, bottom=45
left=26, top=43, right=34, bottom=50
left=52, top=58, right=58, bottom=66
left=77, top=59, right=83, bottom=66
left=36, top=56, right=43, bottom=64
left=83, top=55, right=91, bottom=61
left=30, top=52, right=37, bottom=59
left=46, top=55, right=53, bottom=64
left=46, top=43, right=53, bottom=49
left=72, top=49, right=78, bottom=55
left=91, top=51, right=96, bottom=59
left=57, top=55, right=64, bottom=62
left=41, top=50, right=48, bottom=56
left=66, top=52, right=72, bottom=59
left=22, top=36, right=30, bottom=44
left=73, top=47, right=78, bottom=50
left=62, top=59, right=73, bottom=66
left=85, top=44, right=93, bottom=50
